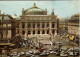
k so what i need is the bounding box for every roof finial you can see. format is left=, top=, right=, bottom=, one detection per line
left=33, top=2, right=37, bottom=8
left=34, top=2, right=36, bottom=7
left=34, top=0, right=36, bottom=5
left=51, top=9, right=54, bottom=15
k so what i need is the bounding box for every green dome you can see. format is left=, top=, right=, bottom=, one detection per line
left=27, top=8, right=43, bottom=12
left=22, top=3, right=47, bottom=15
left=27, top=3, right=44, bottom=12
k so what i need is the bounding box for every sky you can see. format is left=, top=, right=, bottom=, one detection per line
left=0, top=0, right=79, bottom=18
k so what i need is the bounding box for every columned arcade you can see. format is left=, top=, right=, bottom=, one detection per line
left=18, top=22, right=57, bottom=34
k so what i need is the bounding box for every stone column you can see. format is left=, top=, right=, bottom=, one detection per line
left=55, top=23, right=57, bottom=28
left=40, top=30, right=42, bottom=34
left=19, top=30, right=22, bottom=36
left=25, top=30, right=28, bottom=37
left=35, top=30, right=37, bottom=34
left=45, top=23, right=47, bottom=28
left=19, top=23, right=22, bottom=36
left=31, top=23, right=33, bottom=28
left=54, top=23, right=57, bottom=36
left=25, top=23, right=27, bottom=28
left=3, top=31, right=5, bottom=39
left=40, top=23, right=42, bottom=28
left=16, top=30, right=17, bottom=34
left=19, top=23, right=22, bottom=28
left=35, top=23, right=37, bottom=28
left=49, top=22, right=51, bottom=34
left=31, top=30, right=33, bottom=35
left=24, top=30, right=26, bottom=36
left=45, top=30, right=47, bottom=34
left=55, top=30, right=57, bottom=35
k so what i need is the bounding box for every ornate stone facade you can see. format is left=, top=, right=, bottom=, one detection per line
left=0, top=12, right=15, bottom=43
left=68, top=14, right=79, bottom=36
left=16, top=3, right=59, bottom=37
left=59, top=19, right=68, bottom=34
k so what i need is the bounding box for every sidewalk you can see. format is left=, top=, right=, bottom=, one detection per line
left=53, top=36, right=78, bottom=47
left=0, top=55, right=7, bottom=57
left=66, top=38, right=78, bottom=46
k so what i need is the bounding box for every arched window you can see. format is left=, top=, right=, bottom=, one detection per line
left=37, top=30, right=40, bottom=34
left=22, top=30, right=25, bottom=35
left=28, top=30, right=31, bottom=35
left=17, top=30, right=19, bottom=33
left=47, top=23, right=49, bottom=27
left=47, top=30, right=49, bottom=34
left=33, top=23, right=35, bottom=28
left=22, top=22, right=25, bottom=28
left=37, top=23, right=40, bottom=28
left=28, top=23, right=31, bottom=28
left=52, top=24, right=54, bottom=28
left=52, top=30, right=55, bottom=34
left=42, top=30, right=45, bottom=34
left=33, top=30, right=35, bottom=34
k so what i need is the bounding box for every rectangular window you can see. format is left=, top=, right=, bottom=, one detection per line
left=33, top=23, right=35, bottom=28
left=8, top=24, right=11, bottom=27
left=47, top=23, right=49, bottom=27
left=22, top=22, right=25, bottom=28
left=52, top=24, right=54, bottom=28
left=4, top=16, right=9, bottom=20
left=0, top=16, right=2, bottom=19
left=28, top=23, right=31, bottom=28
left=37, top=23, right=40, bottom=28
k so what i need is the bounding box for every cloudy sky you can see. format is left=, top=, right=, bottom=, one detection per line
left=0, top=0, right=79, bottom=18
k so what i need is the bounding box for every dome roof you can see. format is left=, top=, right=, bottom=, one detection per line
left=22, top=3, right=47, bottom=15
left=27, top=8, right=43, bottom=12
left=26, top=3, right=44, bottom=12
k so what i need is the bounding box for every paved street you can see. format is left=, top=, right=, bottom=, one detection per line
left=0, top=36, right=79, bottom=57
left=1, top=48, right=79, bottom=57
left=54, top=36, right=77, bottom=47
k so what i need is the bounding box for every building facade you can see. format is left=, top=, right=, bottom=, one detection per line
left=68, top=14, right=79, bottom=36
left=0, top=12, right=14, bottom=43
left=16, top=3, right=59, bottom=37
left=59, top=18, right=68, bottom=34
left=68, top=14, right=79, bottom=44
